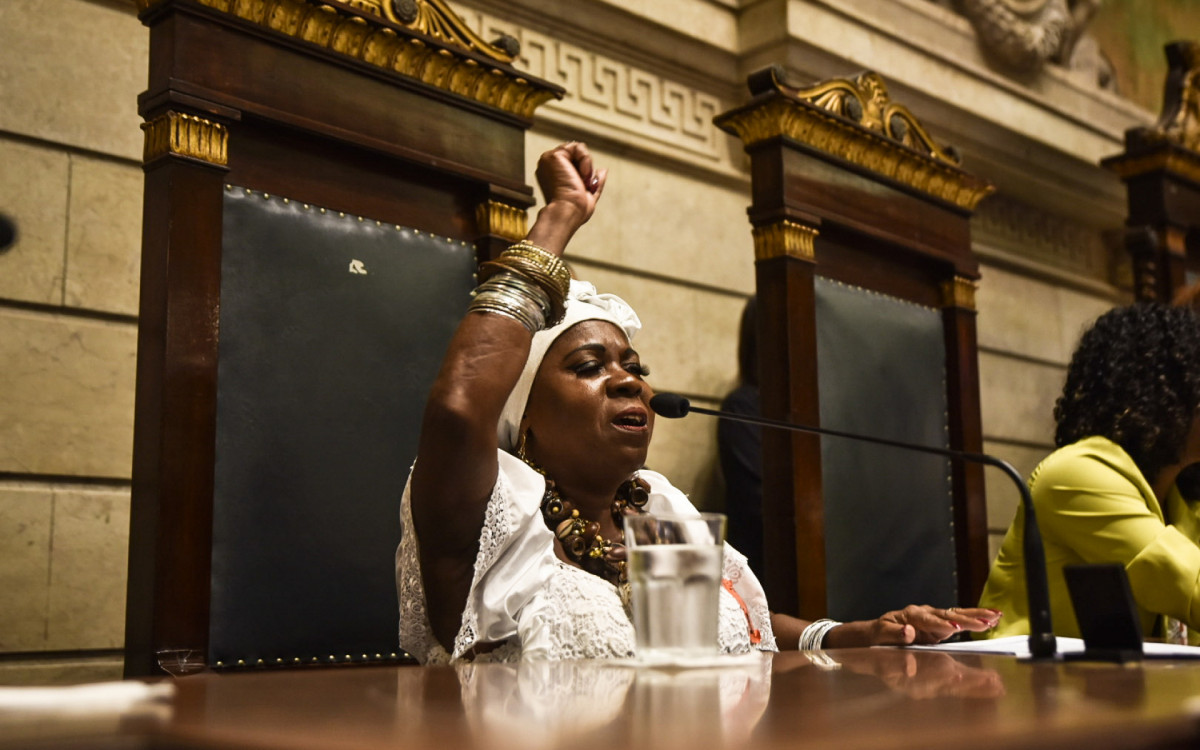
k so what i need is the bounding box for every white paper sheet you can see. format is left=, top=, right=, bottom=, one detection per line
left=904, top=635, right=1200, bottom=659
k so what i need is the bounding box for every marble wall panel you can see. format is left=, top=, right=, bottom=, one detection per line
left=973, top=195, right=1113, bottom=281
left=588, top=0, right=738, bottom=48
left=0, top=655, right=124, bottom=687
left=1054, top=287, right=1116, bottom=362
left=975, top=263, right=1116, bottom=367
left=0, top=138, right=70, bottom=305
left=0, top=0, right=146, bottom=160
left=978, top=350, right=1063, bottom=446
left=0, top=308, right=137, bottom=478
left=976, top=266, right=1066, bottom=364
left=0, top=485, right=53, bottom=652
left=524, top=132, right=755, bottom=296
left=988, top=533, right=1003, bottom=567
left=46, top=488, right=130, bottom=650
left=65, top=155, right=143, bottom=316
left=981, top=440, right=1052, bottom=533
left=646, top=405, right=724, bottom=509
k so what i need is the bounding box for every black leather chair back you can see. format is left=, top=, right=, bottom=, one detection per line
left=815, top=277, right=957, bottom=621
left=208, top=187, right=475, bottom=667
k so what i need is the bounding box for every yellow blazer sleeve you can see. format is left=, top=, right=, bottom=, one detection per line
left=1033, top=452, right=1200, bottom=628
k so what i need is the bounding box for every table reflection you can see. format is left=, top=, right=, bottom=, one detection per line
left=456, top=655, right=772, bottom=749
left=132, top=648, right=1200, bottom=750
left=452, top=648, right=1010, bottom=748
left=826, top=649, right=1006, bottom=699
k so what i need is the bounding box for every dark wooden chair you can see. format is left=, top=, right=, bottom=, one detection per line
left=125, top=0, right=561, bottom=676
left=716, top=66, right=993, bottom=621
left=1102, top=40, right=1200, bottom=303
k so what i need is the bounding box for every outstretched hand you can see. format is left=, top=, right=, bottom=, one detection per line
left=869, top=605, right=1002, bottom=646
left=527, top=142, right=609, bottom=255
left=812, top=605, right=1002, bottom=649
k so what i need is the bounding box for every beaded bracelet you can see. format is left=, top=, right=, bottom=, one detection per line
left=799, top=618, right=841, bottom=650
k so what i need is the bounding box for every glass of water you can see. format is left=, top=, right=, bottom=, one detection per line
left=624, top=512, right=726, bottom=664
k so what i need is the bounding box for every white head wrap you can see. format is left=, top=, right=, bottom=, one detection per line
left=497, top=279, right=642, bottom=452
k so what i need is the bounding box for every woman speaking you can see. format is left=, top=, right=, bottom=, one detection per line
left=397, top=142, right=998, bottom=663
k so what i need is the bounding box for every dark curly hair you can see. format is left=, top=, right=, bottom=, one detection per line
left=1055, top=303, right=1200, bottom=485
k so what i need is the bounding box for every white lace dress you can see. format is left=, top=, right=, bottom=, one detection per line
left=397, top=450, right=777, bottom=663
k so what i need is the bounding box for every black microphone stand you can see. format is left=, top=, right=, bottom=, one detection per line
left=650, top=393, right=1056, bottom=660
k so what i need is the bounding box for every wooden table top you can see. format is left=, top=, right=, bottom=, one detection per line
left=9, top=648, right=1200, bottom=750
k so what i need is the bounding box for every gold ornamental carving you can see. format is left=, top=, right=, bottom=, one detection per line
left=940, top=276, right=978, bottom=311
left=142, top=111, right=229, bottom=165
left=476, top=200, right=528, bottom=242
left=1139, top=41, right=1200, bottom=153
left=1104, top=42, right=1200, bottom=181
left=134, top=0, right=560, bottom=119
left=785, top=71, right=959, bottom=164
left=752, top=221, right=819, bottom=262
left=715, top=67, right=994, bottom=212
left=353, top=0, right=516, bottom=64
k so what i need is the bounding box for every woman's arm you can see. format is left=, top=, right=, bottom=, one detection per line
left=771, top=606, right=1000, bottom=649
left=409, top=143, right=607, bottom=649
left=1036, top=453, right=1200, bottom=629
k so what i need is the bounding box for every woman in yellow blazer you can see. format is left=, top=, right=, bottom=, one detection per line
left=979, top=304, right=1200, bottom=641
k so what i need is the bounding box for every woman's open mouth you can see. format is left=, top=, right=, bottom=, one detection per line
left=612, top=408, right=649, bottom=431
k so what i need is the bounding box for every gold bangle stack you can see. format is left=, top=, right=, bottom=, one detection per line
left=477, top=240, right=571, bottom=326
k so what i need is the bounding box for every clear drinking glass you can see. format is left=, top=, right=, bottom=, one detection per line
left=624, top=512, right=727, bottom=664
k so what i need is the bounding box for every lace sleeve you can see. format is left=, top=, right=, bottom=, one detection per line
left=723, top=545, right=777, bottom=652
left=397, top=452, right=557, bottom=663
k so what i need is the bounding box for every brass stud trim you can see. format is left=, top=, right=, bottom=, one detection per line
left=752, top=220, right=819, bottom=262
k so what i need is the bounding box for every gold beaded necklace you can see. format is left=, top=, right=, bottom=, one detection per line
left=517, top=436, right=650, bottom=586
left=539, top=474, right=650, bottom=586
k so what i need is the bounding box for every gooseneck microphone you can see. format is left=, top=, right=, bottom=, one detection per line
left=649, top=392, right=1056, bottom=660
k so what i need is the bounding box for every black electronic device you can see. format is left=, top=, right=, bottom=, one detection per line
left=1064, top=563, right=1200, bottom=662
left=1063, top=563, right=1144, bottom=662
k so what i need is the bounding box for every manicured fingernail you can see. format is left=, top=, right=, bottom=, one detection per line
left=952, top=621, right=962, bottom=630
left=590, top=176, right=599, bottom=187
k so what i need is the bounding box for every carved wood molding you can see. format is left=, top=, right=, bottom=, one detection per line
left=940, top=275, right=978, bottom=311
left=135, top=0, right=562, bottom=119
left=752, top=220, right=819, bottom=262
left=451, top=6, right=735, bottom=171
left=784, top=69, right=960, bottom=165
left=715, top=67, right=994, bottom=211
left=475, top=200, right=527, bottom=242
left=1105, top=148, right=1200, bottom=186
left=972, top=192, right=1109, bottom=279
left=142, top=111, right=229, bottom=165
left=343, top=0, right=518, bottom=62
